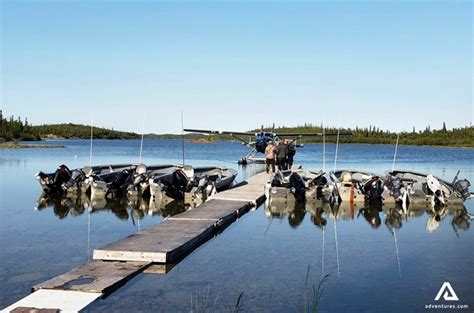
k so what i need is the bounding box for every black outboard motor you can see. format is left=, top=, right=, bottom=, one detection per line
left=62, top=169, right=85, bottom=191
left=289, top=172, right=306, bottom=202
left=165, top=169, right=189, bottom=199
left=363, top=176, right=384, bottom=204
left=108, top=169, right=134, bottom=197
left=38, top=164, right=72, bottom=194
left=54, top=165, right=72, bottom=187
left=309, top=173, right=328, bottom=200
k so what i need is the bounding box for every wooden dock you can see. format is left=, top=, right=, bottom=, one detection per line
left=2, top=171, right=270, bottom=312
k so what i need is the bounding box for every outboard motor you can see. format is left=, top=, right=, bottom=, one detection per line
left=289, top=172, right=306, bottom=202
left=309, top=173, right=328, bottom=200
left=165, top=169, right=189, bottom=199
left=363, top=176, right=384, bottom=204
left=384, top=175, right=402, bottom=199
left=54, top=165, right=72, bottom=187
left=62, top=169, right=85, bottom=191
left=38, top=164, right=72, bottom=194
left=453, top=179, right=471, bottom=200
left=108, top=169, right=134, bottom=197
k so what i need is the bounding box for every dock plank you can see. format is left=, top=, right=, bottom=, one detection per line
left=168, top=199, right=250, bottom=221
left=33, top=260, right=149, bottom=294
left=1, top=290, right=101, bottom=313
left=93, top=218, right=216, bottom=263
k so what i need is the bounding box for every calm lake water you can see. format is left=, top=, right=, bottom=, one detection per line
left=0, top=140, right=473, bottom=312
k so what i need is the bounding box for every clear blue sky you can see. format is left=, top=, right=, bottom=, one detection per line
left=1, top=0, right=472, bottom=134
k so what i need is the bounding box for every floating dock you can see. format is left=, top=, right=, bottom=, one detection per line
left=2, top=171, right=269, bottom=313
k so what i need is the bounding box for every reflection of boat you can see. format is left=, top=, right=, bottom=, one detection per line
left=384, top=170, right=472, bottom=207
left=264, top=192, right=473, bottom=235
left=34, top=192, right=190, bottom=222
left=265, top=195, right=332, bottom=229
left=35, top=192, right=88, bottom=219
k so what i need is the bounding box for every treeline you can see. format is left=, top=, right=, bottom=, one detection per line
left=32, top=123, right=140, bottom=139
left=0, top=110, right=41, bottom=141
left=1, top=110, right=472, bottom=147
left=255, top=123, right=474, bottom=147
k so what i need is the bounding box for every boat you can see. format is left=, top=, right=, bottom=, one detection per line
left=383, top=170, right=472, bottom=207
left=35, top=164, right=136, bottom=195
left=149, top=166, right=238, bottom=202
left=90, top=164, right=177, bottom=199
left=329, top=170, right=385, bottom=205
left=265, top=167, right=330, bottom=204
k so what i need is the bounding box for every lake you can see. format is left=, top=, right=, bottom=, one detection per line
left=0, top=139, right=473, bottom=312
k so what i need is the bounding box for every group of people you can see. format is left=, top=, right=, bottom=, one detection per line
left=264, top=139, right=296, bottom=173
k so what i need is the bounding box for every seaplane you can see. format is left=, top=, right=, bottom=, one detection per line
left=184, top=125, right=351, bottom=165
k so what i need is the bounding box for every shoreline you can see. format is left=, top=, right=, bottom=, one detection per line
left=0, top=142, right=66, bottom=149
left=7, top=138, right=473, bottom=149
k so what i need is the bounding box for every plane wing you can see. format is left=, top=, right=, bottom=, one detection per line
left=183, top=129, right=254, bottom=136
left=277, top=132, right=352, bottom=137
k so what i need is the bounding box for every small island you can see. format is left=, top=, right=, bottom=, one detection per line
left=0, top=142, right=65, bottom=149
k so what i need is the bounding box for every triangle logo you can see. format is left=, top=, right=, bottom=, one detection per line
left=434, top=282, right=459, bottom=301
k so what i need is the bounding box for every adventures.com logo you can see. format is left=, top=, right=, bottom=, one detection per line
left=425, top=282, right=469, bottom=310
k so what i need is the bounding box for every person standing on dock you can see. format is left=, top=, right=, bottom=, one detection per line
left=287, top=140, right=296, bottom=169
left=265, top=140, right=277, bottom=173
left=276, top=140, right=289, bottom=171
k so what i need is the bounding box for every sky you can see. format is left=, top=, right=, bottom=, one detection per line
left=1, top=0, right=472, bottom=134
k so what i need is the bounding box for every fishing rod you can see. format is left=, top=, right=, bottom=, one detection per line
left=322, top=123, right=326, bottom=172
left=389, top=130, right=403, bottom=278
left=332, top=121, right=342, bottom=278
left=89, top=114, right=94, bottom=167
left=181, top=110, right=185, bottom=166
left=392, top=133, right=400, bottom=172
left=87, top=113, right=94, bottom=261
left=139, top=114, right=145, bottom=164
left=333, top=128, right=340, bottom=172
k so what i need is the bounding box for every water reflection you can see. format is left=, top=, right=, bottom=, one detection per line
left=0, top=158, right=27, bottom=168
left=35, top=192, right=191, bottom=222
left=264, top=200, right=473, bottom=234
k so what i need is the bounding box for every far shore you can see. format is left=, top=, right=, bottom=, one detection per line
left=4, top=137, right=473, bottom=149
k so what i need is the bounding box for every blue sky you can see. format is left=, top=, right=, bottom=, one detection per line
left=1, top=0, right=472, bottom=134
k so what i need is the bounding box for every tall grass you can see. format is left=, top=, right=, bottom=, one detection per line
left=189, top=283, right=244, bottom=313
left=304, top=264, right=330, bottom=313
